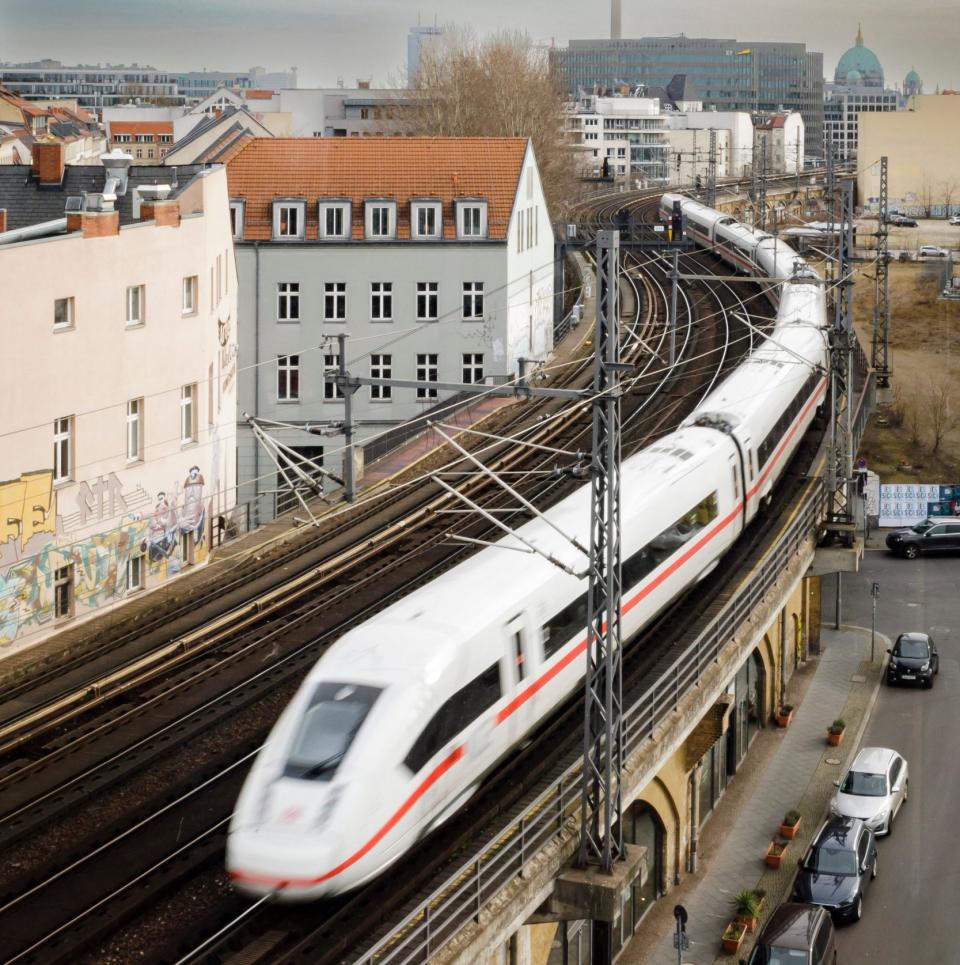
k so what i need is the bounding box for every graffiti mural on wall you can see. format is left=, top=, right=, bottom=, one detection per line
left=0, top=465, right=210, bottom=646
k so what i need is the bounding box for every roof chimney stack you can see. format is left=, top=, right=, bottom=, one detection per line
left=611, top=0, right=622, bottom=39
left=32, top=140, right=66, bottom=185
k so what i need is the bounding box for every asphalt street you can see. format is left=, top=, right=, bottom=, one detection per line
left=822, top=549, right=960, bottom=963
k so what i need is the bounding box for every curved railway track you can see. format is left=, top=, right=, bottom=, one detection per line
left=0, top=190, right=779, bottom=965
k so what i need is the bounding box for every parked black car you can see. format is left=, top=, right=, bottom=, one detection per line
left=744, top=902, right=837, bottom=964
left=793, top=817, right=877, bottom=922
left=885, top=518, right=960, bottom=558
left=886, top=213, right=918, bottom=227
left=887, top=631, right=939, bottom=688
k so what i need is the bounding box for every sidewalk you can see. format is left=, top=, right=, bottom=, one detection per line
left=622, top=625, right=886, bottom=965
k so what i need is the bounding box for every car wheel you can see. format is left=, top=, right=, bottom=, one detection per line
left=904, top=779, right=909, bottom=803
left=904, top=544, right=920, bottom=559
left=853, top=894, right=863, bottom=921
left=924, top=676, right=934, bottom=690
left=871, top=854, right=878, bottom=880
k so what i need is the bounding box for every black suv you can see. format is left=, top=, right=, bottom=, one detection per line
left=886, top=517, right=960, bottom=558
left=887, top=631, right=939, bottom=688
left=793, top=817, right=877, bottom=922
left=886, top=213, right=918, bottom=227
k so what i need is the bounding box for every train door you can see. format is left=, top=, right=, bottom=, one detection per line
left=504, top=613, right=532, bottom=743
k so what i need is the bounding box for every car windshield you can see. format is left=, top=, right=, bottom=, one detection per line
left=896, top=638, right=929, bottom=659
left=841, top=770, right=887, bottom=797
left=749, top=949, right=809, bottom=964
left=910, top=520, right=934, bottom=533
left=284, top=682, right=381, bottom=781
left=804, top=843, right=858, bottom=876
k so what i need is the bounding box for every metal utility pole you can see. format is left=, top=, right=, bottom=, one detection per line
left=336, top=332, right=360, bottom=502
left=579, top=229, right=625, bottom=877
left=757, top=134, right=768, bottom=232
left=669, top=249, right=680, bottom=366
left=871, top=156, right=891, bottom=387
left=706, top=128, right=717, bottom=208
left=825, top=141, right=836, bottom=293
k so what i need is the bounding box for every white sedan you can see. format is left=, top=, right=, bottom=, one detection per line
left=830, top=747, right=908, bottom=836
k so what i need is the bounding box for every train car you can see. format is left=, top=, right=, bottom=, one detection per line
left=226, top=197, right=830, bottom=901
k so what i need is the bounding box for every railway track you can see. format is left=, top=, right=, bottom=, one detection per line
left=0, top=191, right=777, bottom=965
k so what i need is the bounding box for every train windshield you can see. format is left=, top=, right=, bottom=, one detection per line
left=284, top=682, right=382, bottom=781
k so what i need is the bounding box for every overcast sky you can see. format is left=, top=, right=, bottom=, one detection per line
left=1, top=0, right=955, bottom=92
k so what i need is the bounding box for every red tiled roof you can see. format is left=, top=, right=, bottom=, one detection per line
left=244, top=89, right=275, bottom=100
left=226, top=137, right=529, bottom=241
left=110, top=121, right=174, bottom=136
left=756, top=116, right=786, bottom=129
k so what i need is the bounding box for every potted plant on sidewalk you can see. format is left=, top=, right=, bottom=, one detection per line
left=827, top=718, right=846, bottom=746
left=732, top=889, right=763, bottom=932
left=779, top=809, right=802, bottom=839
left=721, top=919, right=747, bottom=954
left=776, top=703, right=795, bottom=727
left=766, top=839, right=789, bottom=869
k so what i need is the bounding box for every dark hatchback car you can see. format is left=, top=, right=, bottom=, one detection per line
left=793, top=817, right=877, bottom=923
left=885, top=518, right=960, bottom=558
left=887, top=631, right=939, bottom=688
left=743, top=902, right=837, bottom=964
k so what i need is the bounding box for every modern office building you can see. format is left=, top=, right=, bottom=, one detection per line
left=407, top=25, right=445, bottom=83
left=550, top=35, right=824, bottom=156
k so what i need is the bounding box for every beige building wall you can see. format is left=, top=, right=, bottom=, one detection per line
left=858, top=95, right=960, bottom=215
left=0, top=166, right=238, bottom=652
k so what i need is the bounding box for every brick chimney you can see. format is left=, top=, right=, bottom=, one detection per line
left=141, top=199, right=181, bottom=227
left=81, top=210, right=120, bottom=237
left=32, top=141, right=66, bottom=185
left=66, top=211, right=83, bottom=232
left=0, top=209, right=6, bottom=234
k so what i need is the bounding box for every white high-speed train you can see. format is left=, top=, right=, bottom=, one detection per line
left=226, top=196, right=830, bottom=900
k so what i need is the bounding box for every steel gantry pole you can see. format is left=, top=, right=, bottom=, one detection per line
left=706, top=128, right=718, bottom=209
left=579, top=229, right=625, bottom=876
left=871, top=156, right=891, bottom=387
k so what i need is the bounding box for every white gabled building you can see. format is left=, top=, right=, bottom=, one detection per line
left=0, top=146, right=237, bottom=652
left=225, top=136, right=554, bottom=521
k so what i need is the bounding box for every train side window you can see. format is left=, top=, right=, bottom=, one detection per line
left=512, top=629, right=525, bottom=681
left=542, top=592, right=588, bottom=660
left=732, top=465, right=739, bottom=499
left=404, top=661, right=501, bottom=773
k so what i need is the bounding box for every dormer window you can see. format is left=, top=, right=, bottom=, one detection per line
left=365, top=200, right=396, bottom=240
left=229, top=200, right=245, bottom=240
left=319, top=200, right=351, bottom=240
left=273, top=200, right=305, bottom=240
left=411, top=199, right=442, bottom=240
left=456, top=199, right=487, bottom=240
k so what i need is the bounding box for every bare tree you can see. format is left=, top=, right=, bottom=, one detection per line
left=941, top=176, right=960, bottom=219
left=926, top=376, right=953, bottom=454
left=409, top=29, right=578, bottom=219
left=906, top=392, right=923, bottom=448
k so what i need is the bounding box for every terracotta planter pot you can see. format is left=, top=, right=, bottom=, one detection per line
left=722, top=922, right=747, bottom=954
left=776, top=709, right=795, bottom=728
left=766, top=842, right=788, bottom=868
left=780, top=817, right=801, bottom=839
left=828, top=728, right=845, bottom=746
left=738, top=913, right=760, bottom=933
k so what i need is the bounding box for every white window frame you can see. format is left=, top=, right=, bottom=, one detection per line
left=53, top=416, right=73, bottom=484
left=54, top=296, right=75, bottom=330
left=277, top=354, right=300, bottom=402
left=229, top=200, right=244, bottom=240
left=411, top=200, right=442, bottom=239
left=125, top=284, right=144, bottom=326
left=324, top=352, right=344, bottom=400
left=54, top=563, right=74, bottom=619
left=456, top=199, right=487, bottom=239
left=182, top=275, right=197, bottom=315
left=416, top=353, right=438, bottom=399
left=370, top=282, right=393, bottom=321
left=370, top=354, right=392, bottom=401
left=273, top=200, right=306, bottom=240
left=462, top=352, right=484, bottom=385
left=126, top=398, right=142, bottom=462
left=324, top=282, right=346, bottom=321
left=416, top=282, right=439, bottom=321
left=180, top=384, right=197, bottom=444
left=365, top=200, right=396, bottom=240
left=127, top=553, right=144, bottom=593
left=277, top=282, right=300, bottom=322
left=319, top=200, right=350, bottom=239
left=462, top=281, right=484, bottom=320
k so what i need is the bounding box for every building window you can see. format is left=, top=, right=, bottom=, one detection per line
left=274, top=201, right=305, bottom=240
left=320, top=202, right=350, bottom=239
left=180, top=384, right=197, bottom=443
left=457, top=200, right=487, bottom=239
left=180, top=531, right=194, bottom=566
left=412, top=201, right=441, bottom=239
left=54, top=296, right=74, bottom=329
left=416, top=282, right=438, bottom=321
left=370, top=354, right=392, bottom=400
left=135, top=148, right=143, bottom=159
left=277, top=354, right=300, bottom=402
left=128, top=553, right=144, bottom=592
left=277, top=282, right=300, bottom=322
left=53, top=416, right=73, bottom=484
left=366, top=201, right=396, bottom=239
left=324, top=353, right=344, bottom=399
left=324, top=282, right=346, bottom=321
left=229, top=200, right=244, bottom=239
left=54, top=564, right=73, bottom=619
left=126, top=284, right=144, bottom=325
left=126, top=398, right=142, bottom=461
left=182, top=275, right=197, bottom=314
left=371, top=282, right=393, bottom=320
left=462, top=281, right=484, bottom=320
left=417, top=353, right=438, bottom=399
left=462, top=353, right=484, bottom=384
